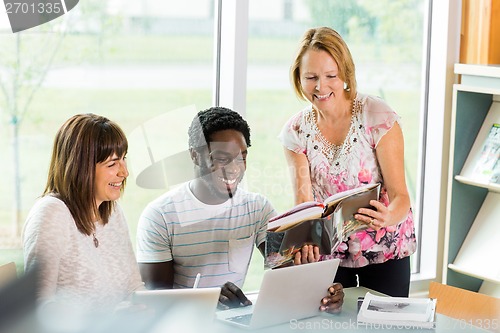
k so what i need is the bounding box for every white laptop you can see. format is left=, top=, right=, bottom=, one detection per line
left=132, top=287, right=221, bottom=326
left=216, top=259, right=340, bottom=330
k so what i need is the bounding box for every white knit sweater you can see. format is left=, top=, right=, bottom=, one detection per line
left=23, top=196, right=144, bottom=313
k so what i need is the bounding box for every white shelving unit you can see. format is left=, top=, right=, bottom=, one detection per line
left=443, top=64, right=500, bottom=297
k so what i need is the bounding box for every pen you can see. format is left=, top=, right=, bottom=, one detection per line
left=193, top=273, right=201, bottom=289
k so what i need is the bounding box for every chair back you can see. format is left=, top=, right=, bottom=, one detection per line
left=429, top=282, right=500, bottom=332
left=0, top=262, right=17, bottom=288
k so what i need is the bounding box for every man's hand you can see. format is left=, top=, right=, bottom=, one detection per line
left=319, top=283, right=344, bottom=314
left=218, top=281, right=252, bottom=310
left=293, top=244, right=320, bottom=265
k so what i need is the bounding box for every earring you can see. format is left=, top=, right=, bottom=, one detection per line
left=343, top=82, right=350, bottom=91
left=190, top=149, right=200, bottom=165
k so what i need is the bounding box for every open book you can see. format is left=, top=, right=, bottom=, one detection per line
left=357, top=292, right=437, bottom=329
left=265, top=183, right=380, bottom=268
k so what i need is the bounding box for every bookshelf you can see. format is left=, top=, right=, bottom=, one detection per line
left=443, top=64, right=500, bottom=297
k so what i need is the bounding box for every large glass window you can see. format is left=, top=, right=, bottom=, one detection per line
left=1, top=0, right=438, bottom=294
left=243, top=0, right=428, bottom=291
left=0, top=0, right=214, bottom=274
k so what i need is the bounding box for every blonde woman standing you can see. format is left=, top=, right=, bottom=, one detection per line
left=280, top=27, right=416, bottom=297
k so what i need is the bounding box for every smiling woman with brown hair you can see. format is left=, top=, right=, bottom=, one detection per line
left=23, top=113, right=144, bottom=313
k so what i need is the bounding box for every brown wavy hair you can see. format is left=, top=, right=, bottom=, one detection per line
left=44, top=113, right=128, bottom=236
left=290, top=26, right=357, bottom=101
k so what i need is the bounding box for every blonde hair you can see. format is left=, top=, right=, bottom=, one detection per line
left=290, top=26, right=357, bottom=101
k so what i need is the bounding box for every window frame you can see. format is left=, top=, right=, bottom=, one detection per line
left=409, top=0, right=461, bottom=293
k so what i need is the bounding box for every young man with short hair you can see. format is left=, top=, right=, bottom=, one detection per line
left=136, top=107, right=342, bottom=311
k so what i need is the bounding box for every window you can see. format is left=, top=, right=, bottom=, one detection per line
left=0, top=0, right=214, bottom=273
left=1, top=1, right=457, bottom=295
left=240, top=0, right=431, bottom=291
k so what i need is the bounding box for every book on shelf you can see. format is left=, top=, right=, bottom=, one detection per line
left=357, top=292, right=437, bottom=329
left=264, top=183, right=380, bottom=269
left=471, top=123, right=500, bottom=184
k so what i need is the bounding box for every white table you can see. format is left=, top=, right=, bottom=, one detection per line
left=213, top=287, right=491, bottom=332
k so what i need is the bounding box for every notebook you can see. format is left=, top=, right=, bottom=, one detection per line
left=216, top=259, right=340, bottom=329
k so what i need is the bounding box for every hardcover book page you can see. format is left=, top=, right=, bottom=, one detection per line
left=460, top=101, right=500, bottom=183
left=264, top=183, right=381, bottom=268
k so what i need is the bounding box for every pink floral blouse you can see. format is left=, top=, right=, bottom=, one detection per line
left=279, top=93, right=416, bottom=268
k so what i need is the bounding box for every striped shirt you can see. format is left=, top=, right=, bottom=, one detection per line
left=136, top=182, right=276, bottom=288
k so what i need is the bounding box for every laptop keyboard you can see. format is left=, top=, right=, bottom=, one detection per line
left=227, top=313, right=253, bottom=326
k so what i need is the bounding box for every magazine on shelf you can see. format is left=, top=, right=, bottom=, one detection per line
left=264, top=183, right=380, bottom=269
left=357, top=292, right=437, bottom=329
left=471, top=123, right=500, bottom=184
